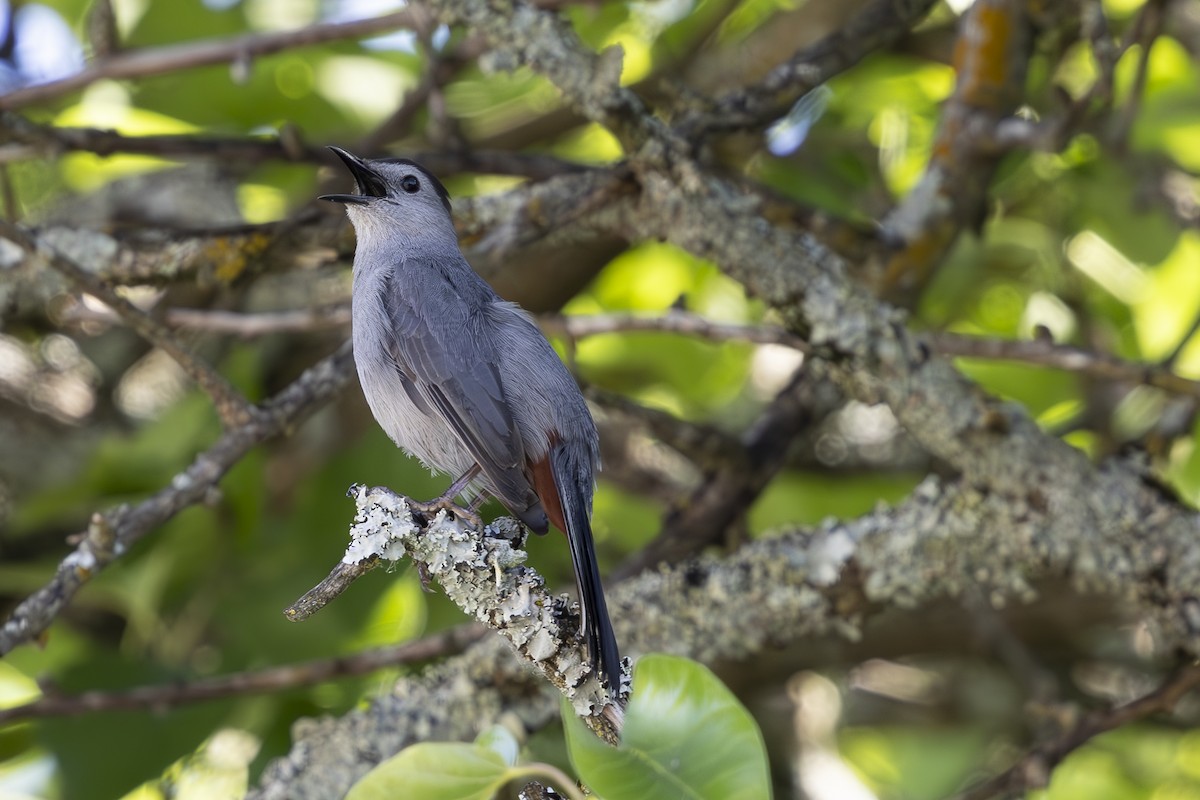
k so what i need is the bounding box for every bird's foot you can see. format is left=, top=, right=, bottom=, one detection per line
left=415, top=561, right=435, bottom=593
left=410, top=495, right=484, bottom=531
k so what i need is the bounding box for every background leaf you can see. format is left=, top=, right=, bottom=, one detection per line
left=564, top=654, right=771, bottom=800
left=345, top=742, right=510, bottom=800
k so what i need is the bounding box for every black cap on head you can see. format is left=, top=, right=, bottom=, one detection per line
left=378, top=157, right=453, bottom=216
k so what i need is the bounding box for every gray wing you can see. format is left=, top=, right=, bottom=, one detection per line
left=379, top=269, right=537, bottom=511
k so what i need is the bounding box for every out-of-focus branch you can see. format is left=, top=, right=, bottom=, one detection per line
left=71, top=302, right=1200, bottom=405
left=931, top=332, right=1200, bottom=399
left=688, top=0, right=940, bottom=134
left=63, top=304, right=353, bottom=338
left=0, top=341, right=355, bottom=656
left=880, top=0, right=1033, bottom=302
left=0, top=219, right=253, bottom=427
left=951, top=661, right=1200, bottom=800
left=539, top=311, right=809, bottom=351
left=0, top=11, right=417, bottom=110
left=426, top=0, right=670, bottom=152
left=0, top=113, right=591, bottom=182
left=583, top=384, right=746, bottom=474
left=548, top=311, right=1200, bottom=402
left=616, top=365, right=816, bottom=579
left=0, top=625, right=482, bottom=725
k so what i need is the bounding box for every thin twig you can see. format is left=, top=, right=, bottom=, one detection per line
left=0, top=113, right=588, bottom=183
left=0, top=219, right=253, bottom=427
left=63, top=304, right=352, bottom=337
left=931, top=332, right=1200, bottom=400
left=0, top=11, right=416, bottom=110
left=689, top=0, right=939, bottom=134
left=539, top=311, right=811, bottom=351
left=0, top=625, right=482, bottom=725
left=284, top=558, right=381, bottom=621
left=950, top=661, right=1200, bottom=800
left=1108, top=0, right=1168, bottom=150
left=544, top=312, right=1200, bottom=401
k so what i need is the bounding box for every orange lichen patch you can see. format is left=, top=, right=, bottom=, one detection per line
left=205, top=232, right=273, bottom=284
left=881, top=223, right=954, bottom=294
left=931, top=112, right=967, bottom=163
left=951, top=0, right=1025, bottom=109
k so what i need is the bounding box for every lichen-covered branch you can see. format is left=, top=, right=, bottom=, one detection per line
left=252, top=469, right=1200, bottom=799
left=424, top=0, right=668, bottom=151
left=285, top=486, right=624, bottom=732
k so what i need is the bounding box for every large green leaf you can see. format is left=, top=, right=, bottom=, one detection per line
left=564, top=654, right=771, bottom=800
left=345, top=742, right=510, bottom=800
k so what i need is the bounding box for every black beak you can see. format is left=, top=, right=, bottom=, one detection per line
left=319, top=146, right=386, bottom=204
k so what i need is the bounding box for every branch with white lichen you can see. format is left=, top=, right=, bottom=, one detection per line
left=285, top=484, right=625, bottom=741
left=252, top=469, right=1200, bottom=799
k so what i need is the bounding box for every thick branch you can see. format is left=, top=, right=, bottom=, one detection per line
left=252, top=469, right=1200, bottom=799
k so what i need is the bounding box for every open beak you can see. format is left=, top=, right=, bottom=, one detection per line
left=319, top=146, right=386, bottom=205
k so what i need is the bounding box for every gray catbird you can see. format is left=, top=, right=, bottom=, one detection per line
left=320, top=147, right=621, bottom=691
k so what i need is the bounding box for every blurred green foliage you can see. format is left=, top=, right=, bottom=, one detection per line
left=2, top=0, right=1200, bottom=798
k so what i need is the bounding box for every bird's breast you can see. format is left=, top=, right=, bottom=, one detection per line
left=352, top=289, right=475, bottom=479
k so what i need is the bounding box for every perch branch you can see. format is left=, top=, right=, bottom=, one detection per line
left=284, top=485, right=625, bottom=740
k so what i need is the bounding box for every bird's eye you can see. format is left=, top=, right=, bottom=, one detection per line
left=400, top=175, right=421, bottom=194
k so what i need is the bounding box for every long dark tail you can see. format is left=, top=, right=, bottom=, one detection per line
left=548, top=441, right=622, bottom=692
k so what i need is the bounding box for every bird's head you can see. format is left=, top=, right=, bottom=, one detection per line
left=320, top=146, right=454, bottom=242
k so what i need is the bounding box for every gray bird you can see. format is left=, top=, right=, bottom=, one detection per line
left=320, top=147, right=621, bottom=691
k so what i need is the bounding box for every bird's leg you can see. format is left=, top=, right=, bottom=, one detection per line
left=410, top=464, right=484, bottom=529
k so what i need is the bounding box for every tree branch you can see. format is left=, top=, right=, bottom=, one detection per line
left=284, top=485, right=625, bottom=739
left=0, top=341, right=355, bottom=656
left=688, top=0, right=940, bottom=135
left=0, top=11, right=417, bottom=110
left=951, top=660, right=1200, bottom=800
left=0, top=625, right=482, bottom=725
left=252, top=469, right=1200, bottom=799
left=616, top=365, right=815, bottom=579
left=0, top=219, right=253, bottom=427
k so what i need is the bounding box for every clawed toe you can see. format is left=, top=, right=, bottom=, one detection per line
left=411, top=496, right=483, bottom=530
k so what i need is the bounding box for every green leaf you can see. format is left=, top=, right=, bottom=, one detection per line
left=564, top=654, right=771, bottom=800
left=475, top=725, right=521, bottom=768
left=345, top=742, right=510, bottom=800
